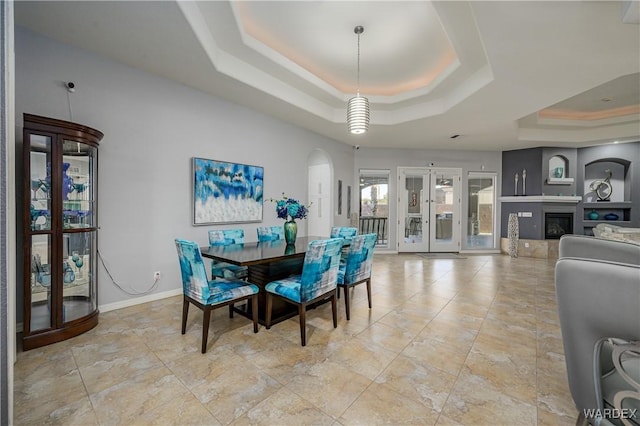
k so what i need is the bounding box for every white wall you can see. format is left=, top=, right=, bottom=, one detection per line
left=354, top=147, right=502, bottom=251
left=14, top=27, right=354, bottom=315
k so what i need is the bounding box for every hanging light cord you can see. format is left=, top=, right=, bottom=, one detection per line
left=356, top=30, right=361, bottom=96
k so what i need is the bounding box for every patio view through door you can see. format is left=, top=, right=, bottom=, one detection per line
left=358, top=170, right=389, bottom=247
left=398, top=168, right=461, bottom=253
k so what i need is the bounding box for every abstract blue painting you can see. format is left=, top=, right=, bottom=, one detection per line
left=193, top=157, right=264, bottom=225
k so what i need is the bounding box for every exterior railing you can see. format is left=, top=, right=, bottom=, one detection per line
left=359, top=217, right=388, bottom=245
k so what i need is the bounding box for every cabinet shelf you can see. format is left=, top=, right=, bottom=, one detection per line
left=583, top=202, right=632, bottom=208
left=546, top=177, right=575, bottom=185
left=583, top=220, right=632, bottom=227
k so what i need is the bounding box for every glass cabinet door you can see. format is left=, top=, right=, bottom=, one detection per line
left=62, top=231, right=97, bottom=323
left=62, top=139, right=97, bottom=229
left=30, top=234, right=52, bottom=332
left=29, top=134, right=52, bottom=231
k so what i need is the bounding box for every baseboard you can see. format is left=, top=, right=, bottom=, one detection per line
left=15, top=289, right=181, bottom=337
left=99, top=288, right=182, bottom=313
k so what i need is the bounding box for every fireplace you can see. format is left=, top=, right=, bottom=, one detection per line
left=545, top=212, right=574, bottom=239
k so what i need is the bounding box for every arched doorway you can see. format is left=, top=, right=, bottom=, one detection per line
left=307, top=150, right=332, bottom=237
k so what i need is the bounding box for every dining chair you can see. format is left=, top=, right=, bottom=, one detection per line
left=330, top=226, right=358, bottom=241
left=175, top=238, right=259, bottom=353
left=337, top=233, right=377, bottom=320
left=265, top=238, right=343, bottom=346
left=257, top=226, right=285, bottom=242
left=208, top=229, right=249, bottom=280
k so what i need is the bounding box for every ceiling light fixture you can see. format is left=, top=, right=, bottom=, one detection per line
left=347, top=25, right=369, bottom=135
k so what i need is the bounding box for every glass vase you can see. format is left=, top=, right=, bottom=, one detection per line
left=284, top=220, right=297, bottom=244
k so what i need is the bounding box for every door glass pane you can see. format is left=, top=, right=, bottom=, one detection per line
left=62, top=140, right=97, bottom=229
left=30, top=234, right=52, bottom=331
left=403, top=175, right=424, bottom=245
left=359, top=171, right=389, bottom=246
left=434, top=174, right=454, bottom=243
left=63, top=231, right=97, bottom=322
left=29, top=135, right=52, bottom=231
left=467, top=176, right=495, bottom=249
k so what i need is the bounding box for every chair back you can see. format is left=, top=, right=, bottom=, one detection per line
left=330, top=226, right=358, bottom=240
left=175, top=239, right=210, bottom=303
left=209, top=229, right=245, bottom=246
left=342, top=233, right=377, bottom=284
left=257, top=226, right=285, bottom=242
left=299, top=238, right=343, bottom=302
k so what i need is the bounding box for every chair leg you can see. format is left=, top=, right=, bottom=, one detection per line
left=331, top=290, right=338, bottom=328
left=251, top=295, right=259, bottom=333
left=202, top=307, right=212, bottom=354
left=265, top=293, right=273, bottom=329
left=228, top=304, right=234, bottom=318
left=298, top=304, right=307, bottom=346
left=343, top=285, right=351, bottom=321
left=366, top=279, right=372, bottom=309
left=181, top=298, right=189, bottom=334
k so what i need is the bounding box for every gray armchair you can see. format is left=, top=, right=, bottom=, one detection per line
left=555, top=235, right=640, bottom=425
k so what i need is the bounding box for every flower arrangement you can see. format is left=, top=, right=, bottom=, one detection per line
left=271, top=193, right=310, bottom=221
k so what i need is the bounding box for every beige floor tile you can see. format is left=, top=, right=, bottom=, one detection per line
left=355, top=321, right=417, bottom=353
left=124, top=391, right=220, bottom=426
left=192, top=364, right=282, bottom=425
left=329, top=336, right=398, bottom=380
left=89, top=367, right=190, bottom=426
left=401, top=336, right=468, bottom=376
left=339, top=382, right=439, bottom=425
left=284, top=358, right=371, bottom=415
left=375, top=354, right=457, bottom=412
left=440, top=370, right=538, bottom=425
left=234, top=387, right=335, bottom=425
left=13, top=253, right=576, bottom=426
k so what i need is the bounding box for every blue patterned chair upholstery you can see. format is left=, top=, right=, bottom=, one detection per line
left=257, top=226, right=285, bottom=242
left=337, top=233, right=377, bottom=320
left=208, top=229, right=249, bottom=280
left=265, top=238, right=343, bottom=346
left=330, top=226, right=358, bottom=243
left=175, top=238, right=259, bottom=353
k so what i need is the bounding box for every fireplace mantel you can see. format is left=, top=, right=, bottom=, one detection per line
left=499, top=196, right=582, bottom=203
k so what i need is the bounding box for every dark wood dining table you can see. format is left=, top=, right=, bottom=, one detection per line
left=200, top=236, right=330, bottom=325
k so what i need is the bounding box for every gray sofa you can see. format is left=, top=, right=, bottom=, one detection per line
left=555, top=235, right=640, bottom=425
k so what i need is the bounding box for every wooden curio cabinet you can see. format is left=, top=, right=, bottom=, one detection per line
left=22, top=114, right=103, bottom=350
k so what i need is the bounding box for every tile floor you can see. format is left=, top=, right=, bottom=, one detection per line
left=14, top=253, right=578, bottom=425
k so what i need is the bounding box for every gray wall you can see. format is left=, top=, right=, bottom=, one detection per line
left=502, top=148, right=542, bottom=197
left=354, top=147, right=502, bottom=251
left=15, top=27, right=355, bottom=319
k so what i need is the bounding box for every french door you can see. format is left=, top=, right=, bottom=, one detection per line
left=398, top=168, right=461, bottom=252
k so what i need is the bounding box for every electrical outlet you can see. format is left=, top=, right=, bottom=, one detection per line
left=154, top=271, right=161, bottom=280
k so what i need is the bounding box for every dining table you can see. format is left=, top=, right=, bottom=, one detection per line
left=200, top=236, right=334, bottom=325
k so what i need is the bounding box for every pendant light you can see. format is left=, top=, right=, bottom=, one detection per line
left=347, top=25, right=370, bottom=134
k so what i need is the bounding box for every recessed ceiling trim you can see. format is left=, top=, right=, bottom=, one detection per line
left=537, top=113, right=640, bottom=128
left=538, top=105, right=640, bottom=122
left=229, top=1, right=345, bottom=101
left=518, top=122, right=640, bottom=143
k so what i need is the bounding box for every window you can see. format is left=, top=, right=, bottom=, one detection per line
left=467, top=173, right=496, bottom=250
left=359, top=170, right=389, bottom=247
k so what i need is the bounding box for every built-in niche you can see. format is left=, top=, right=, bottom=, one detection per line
left=583, top=159, right=629, bottom=203
left=547, top=155, right=574, bottom=184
